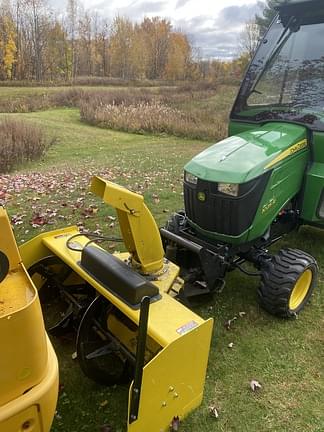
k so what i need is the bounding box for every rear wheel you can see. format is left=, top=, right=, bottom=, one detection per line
left=258, top=248, right=318, bottom=318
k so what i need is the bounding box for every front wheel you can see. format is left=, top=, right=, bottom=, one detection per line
left=258, top=248, right=318, bottom=318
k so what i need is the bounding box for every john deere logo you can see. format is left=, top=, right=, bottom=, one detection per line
left=197, top=192, right=206, bottom=202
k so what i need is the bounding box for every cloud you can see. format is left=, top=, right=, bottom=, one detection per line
left=175, top=2, right=262, bottom=58
left=92, top=0, right=167, bottom=20
left=118, top=0, right=167, bottom=16
left=217, top=3, right=261, bottom=26
left=175, top=0, right=191, bottom=9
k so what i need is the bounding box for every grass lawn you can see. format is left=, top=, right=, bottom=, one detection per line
left=1, top=101, right=323, bottom=432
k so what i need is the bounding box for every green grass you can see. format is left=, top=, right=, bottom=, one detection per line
left=1, top=100, right=323, bottom=432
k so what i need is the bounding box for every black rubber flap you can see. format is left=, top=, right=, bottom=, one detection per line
left=80, top=246, right=159, bottom=308
left=0, top=251, right=9, bottom=283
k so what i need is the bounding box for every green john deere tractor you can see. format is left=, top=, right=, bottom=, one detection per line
left=161, top=0, right=324, bottom=318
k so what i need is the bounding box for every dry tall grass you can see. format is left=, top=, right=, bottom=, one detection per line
left=0, top=118, right=54, bottom=172
left=0, top=84, right=233, bottom=141
left=80, top=99, right=226, bottom=140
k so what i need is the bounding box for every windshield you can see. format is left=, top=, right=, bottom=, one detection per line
left=232, top=12, right=324, bottom=131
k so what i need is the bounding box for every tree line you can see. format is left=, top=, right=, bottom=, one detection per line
left=0, top=0, right=196, bottom=81
left=0, top=0, right=277, bottom=83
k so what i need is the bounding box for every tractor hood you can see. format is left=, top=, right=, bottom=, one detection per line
left=185, top=122, right=308, bottom=184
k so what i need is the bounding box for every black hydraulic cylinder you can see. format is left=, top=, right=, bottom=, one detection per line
left=129, top=296, right=150, bottom=424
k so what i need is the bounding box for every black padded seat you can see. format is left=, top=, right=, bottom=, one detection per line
left=80, top=245, right=160, bottom=308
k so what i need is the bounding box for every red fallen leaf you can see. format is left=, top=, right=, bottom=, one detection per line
left=31, top=213, right=48, bottom=226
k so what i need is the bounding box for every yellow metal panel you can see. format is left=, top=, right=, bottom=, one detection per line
left=0, top=338, right=58, bottom=432
left=0, top=405, right=41, bottom=432
left=91, top=176, right=164, bottom=274
left=37, top=229, right=205, bottom=347
left=91, top=176, right=144, bottom=214
left=19, top=226, right=75, bottom=269
left=128, top=319, right=213, bottom=432
left=0, top=272, right=48, bottom=407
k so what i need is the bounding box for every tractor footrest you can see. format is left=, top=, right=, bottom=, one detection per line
left=79, top=245, right=160, bottom=308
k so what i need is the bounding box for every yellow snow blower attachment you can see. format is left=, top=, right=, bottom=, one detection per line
left=20, top=176, right=213, bottom=431
left=0, top=208, right=58, bottom=432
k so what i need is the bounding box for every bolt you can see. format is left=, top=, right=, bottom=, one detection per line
left=22, top=421, right=31, bottom=430
left=174, top=393, right=179, bottom=398
left=162, top=401, right=167, bottom=407
left=169, top=386, right=174, bottom=392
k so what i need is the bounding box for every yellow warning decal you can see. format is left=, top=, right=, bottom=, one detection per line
left=265, top=139, right=308, bottom=169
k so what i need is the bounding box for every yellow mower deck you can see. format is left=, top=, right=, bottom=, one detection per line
left=20, top=177, right=213, bottom=431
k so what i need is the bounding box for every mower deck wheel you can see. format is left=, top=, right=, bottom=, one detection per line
left=258, top=248, right=318, bottom=318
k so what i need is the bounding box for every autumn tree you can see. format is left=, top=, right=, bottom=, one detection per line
left=164, top=32, right=191, bottom=80
left=0, top=11, right=17, bottom=79
left=109, top=16, right=134, bottom=79
left=140, top=17, right=171, bottom=79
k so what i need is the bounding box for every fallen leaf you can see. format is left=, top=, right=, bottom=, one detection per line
left=31, top=213, right=48, bottom=227
left=239, top=311, right=246, bottom=317
left=99, top=400, right=108, bottom=407
left=228, top=342, right=234, bottom=348
left=209, top=405, right=219, bottom=419
left=224, top=316, right=237, bottom=330
left=71, top=352, right=77, bottom=360
left=250, top=379, right=262, bottom=392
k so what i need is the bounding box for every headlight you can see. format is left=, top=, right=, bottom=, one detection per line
left=218, top=183, right=239, bottom=197
left=185, top=171, right=198, bottom=185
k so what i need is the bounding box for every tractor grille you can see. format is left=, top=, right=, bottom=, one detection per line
left=184, top=174, right=270, bottom=237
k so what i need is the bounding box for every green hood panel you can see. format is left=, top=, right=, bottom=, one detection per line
left=185, top=123, right=307, bottom=183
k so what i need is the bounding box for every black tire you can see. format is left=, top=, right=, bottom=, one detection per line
left=258, top=248, right=318, bottom=318
left=77, top=296, right=133, bottom=386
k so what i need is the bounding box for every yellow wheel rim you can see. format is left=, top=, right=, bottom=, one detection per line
left=289, top=269, right=312, bottom=310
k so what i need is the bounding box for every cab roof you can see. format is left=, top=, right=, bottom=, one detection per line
left=277, top=0, right=323, bottom=10
left=277, top=0, right=324, bottom=21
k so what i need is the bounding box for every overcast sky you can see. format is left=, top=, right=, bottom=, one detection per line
left=50, top=0, right=264, bottom=59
